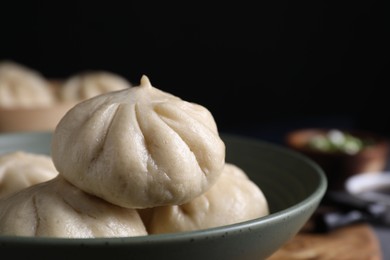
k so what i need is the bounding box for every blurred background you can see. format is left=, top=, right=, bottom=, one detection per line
left=1, top=1, right=389, bottom=142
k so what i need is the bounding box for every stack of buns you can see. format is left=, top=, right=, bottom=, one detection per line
left=0, top=75, right=269, bottom=238
left=0, top=60, right=132, bottom=132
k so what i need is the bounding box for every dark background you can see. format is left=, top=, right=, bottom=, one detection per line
left=1, top=1, right=389, bottom=141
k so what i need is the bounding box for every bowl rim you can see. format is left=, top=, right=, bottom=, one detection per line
left=0, top=132, right=327, bottom=245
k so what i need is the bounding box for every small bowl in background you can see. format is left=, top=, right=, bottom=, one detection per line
left=285, top=128, right=390, bottom=191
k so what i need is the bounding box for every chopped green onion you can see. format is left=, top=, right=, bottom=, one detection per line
left=306, top=129, right=372, bottom=155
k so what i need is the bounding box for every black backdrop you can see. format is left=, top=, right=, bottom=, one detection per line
left=1, top=1, right=389, bottom=136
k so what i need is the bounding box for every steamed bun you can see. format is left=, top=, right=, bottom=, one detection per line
left=0, top=176, right=147, bottom=238
left=51, top=75, right=226, bottom=209
left=59, top=70, right=132, bottom=102
left=0, top=151, right=58, bottom=199
left=0, top=60, right=54, bottom=108
left=139, top=163, right=269, bottom=234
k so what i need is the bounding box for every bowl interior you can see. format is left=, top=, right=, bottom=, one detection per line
left=0, top=132, right=327, bottom=260
left=224, top=133, right=326, bottom=214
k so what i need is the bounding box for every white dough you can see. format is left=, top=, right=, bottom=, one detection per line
left=51, top=75, right=226, bottom=209
left=0, top=60, right=54, bottom=108
left=0, top=176, right=147, bottom=238
left=0, top=151, right=58, bottom=199
left=59, top=70, right=132, bottom=102
left=139, top=163, right=269, bottom=234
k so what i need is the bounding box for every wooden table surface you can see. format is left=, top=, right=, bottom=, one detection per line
left=268, top=223, right=382, bottom=260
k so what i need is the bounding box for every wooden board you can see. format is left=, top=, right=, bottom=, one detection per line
left=268, top=223, right=382, bottom=260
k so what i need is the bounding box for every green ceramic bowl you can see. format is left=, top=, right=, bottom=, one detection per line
left=0, top=132, right=327, bottom=260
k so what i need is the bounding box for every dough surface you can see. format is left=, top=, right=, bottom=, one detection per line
left=0, top=151, right=58, bottom=199
left=59, top=70, right=132, bottom=102
left=139, top=163, right=269, bottom=234
left=0, top=176, right=147, bottom=238
left=52, top=75, right=226, bottom=209
left=0, top=60, right=54, bottom=108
